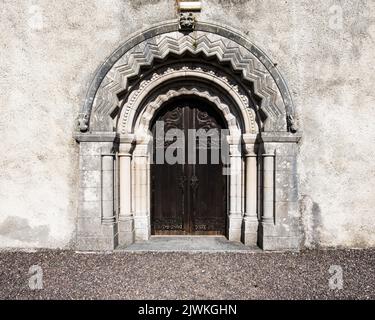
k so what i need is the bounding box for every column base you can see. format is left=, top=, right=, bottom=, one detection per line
left=259, top=222, right=301, bottom=251
left=118, top=215, right=135, bottom=247
left=243, top=216, right=259, bottom=246
left=76, top=223, right=118, bottom=251
left=228, top=214, right=243, bottom=242
left=134, top=215, right=151, bottom=241
left=102, top=217, right=116, bottom=224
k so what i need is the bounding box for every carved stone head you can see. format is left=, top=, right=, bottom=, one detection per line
left=179, top=12, right=195, bottom=31
left=78, top=113, right=89, bottom=132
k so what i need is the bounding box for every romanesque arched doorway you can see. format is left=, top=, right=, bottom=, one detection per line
left=74, top=20, right=302, bottom=251
left=150, top=97, right=228, bottom=236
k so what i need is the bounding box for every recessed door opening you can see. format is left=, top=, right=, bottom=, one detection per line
left=151, top=97, right=228, bottom=236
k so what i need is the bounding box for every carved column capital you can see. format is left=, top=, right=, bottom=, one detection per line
left=227, top=134, right=242, bottom=157
left=133, top=143, right=150, bottom=158
left=119, top=134, right=135, bottom=156
left=262, top=142, right=277, bottom=156
left=243, top=144, right=257, bottom=157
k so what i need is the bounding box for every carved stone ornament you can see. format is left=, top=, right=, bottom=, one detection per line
left=179, top=12, right=196, bottom=31
left=92, top=31, right=286, bottom=124
left=287, top=114, right=298, bottom=133
left=118, top=63, right=257, bottom=135
left=78, top=113, right=89, bottom=132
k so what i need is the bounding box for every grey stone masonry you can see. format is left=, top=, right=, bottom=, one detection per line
left=74, top=22, right=302, bottom=251
left=75, top=134, right=119, bottom=250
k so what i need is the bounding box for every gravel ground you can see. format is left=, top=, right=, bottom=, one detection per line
left=0, top=249, right=374, bottom=300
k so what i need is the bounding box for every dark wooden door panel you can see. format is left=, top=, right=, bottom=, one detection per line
left=151, top=98, right=227, bottom=235
left=151, top=106, right=186, bottom=234
left=191, top=106, right=226, bottom=234
left=151, top=163, right=184, bottom=233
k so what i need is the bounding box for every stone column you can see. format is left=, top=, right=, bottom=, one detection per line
left=133, top=143, right=151, bottom=241
left=118, top=136, right=135, bottom=246
left=227, top=135, right=243, bottom=242
left=243, top=148, right=258, bottom=246
left=101, top=154, right=115, bottom=224
left=262, top=152, right=275, bottom=224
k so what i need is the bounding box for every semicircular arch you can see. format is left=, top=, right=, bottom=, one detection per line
left=77, top=21, right=297, bottom=134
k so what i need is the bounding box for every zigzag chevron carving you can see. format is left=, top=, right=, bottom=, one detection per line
left=92, top=32, right=284, bottom=119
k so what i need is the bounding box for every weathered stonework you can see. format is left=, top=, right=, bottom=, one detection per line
left=117, top=63, right=257, bottom=134
left=87, top=29, right=293, bottom=133
left=75, top=21, right=301, bottom=251
left=1, top=1, right=374, bottom=250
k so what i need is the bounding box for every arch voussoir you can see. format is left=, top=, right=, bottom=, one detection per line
left=117, top=63, right=257, bottom=135
left=134, top=86, right=241, bottom=138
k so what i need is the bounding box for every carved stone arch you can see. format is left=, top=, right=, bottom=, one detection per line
left=74, top=20, right=302, bottom=252
left=133, top=86, right=242, bottom=138
left=77, top=21, right=298, bottom=134
left=117, top=63, right=257, bottom=135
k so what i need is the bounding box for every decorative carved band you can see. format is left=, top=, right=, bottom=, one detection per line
left=92, top=31, right=285, bottom=128
left=118, top=63, right=258, bottom=135
left=130, top=86, right=251, bottom=136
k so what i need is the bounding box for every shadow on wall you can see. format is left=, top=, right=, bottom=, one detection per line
left=0, top=216, right=50, bottom=244
left=299, top=195, right=322, bottom=248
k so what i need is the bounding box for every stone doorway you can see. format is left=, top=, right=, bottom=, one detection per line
left=74, top=20, right=302, bottom=251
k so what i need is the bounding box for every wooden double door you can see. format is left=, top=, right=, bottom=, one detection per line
left=151, top=98, right=227, bottom=235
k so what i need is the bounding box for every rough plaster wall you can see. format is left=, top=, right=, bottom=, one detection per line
left=0, top=0, right=374, bottom=248
left=0, top=0, right=177, bottom=248
left=201, top=0, right=375, bottom=247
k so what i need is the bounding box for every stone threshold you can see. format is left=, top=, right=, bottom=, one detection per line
left=116, top=235, right=262, bottom=252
